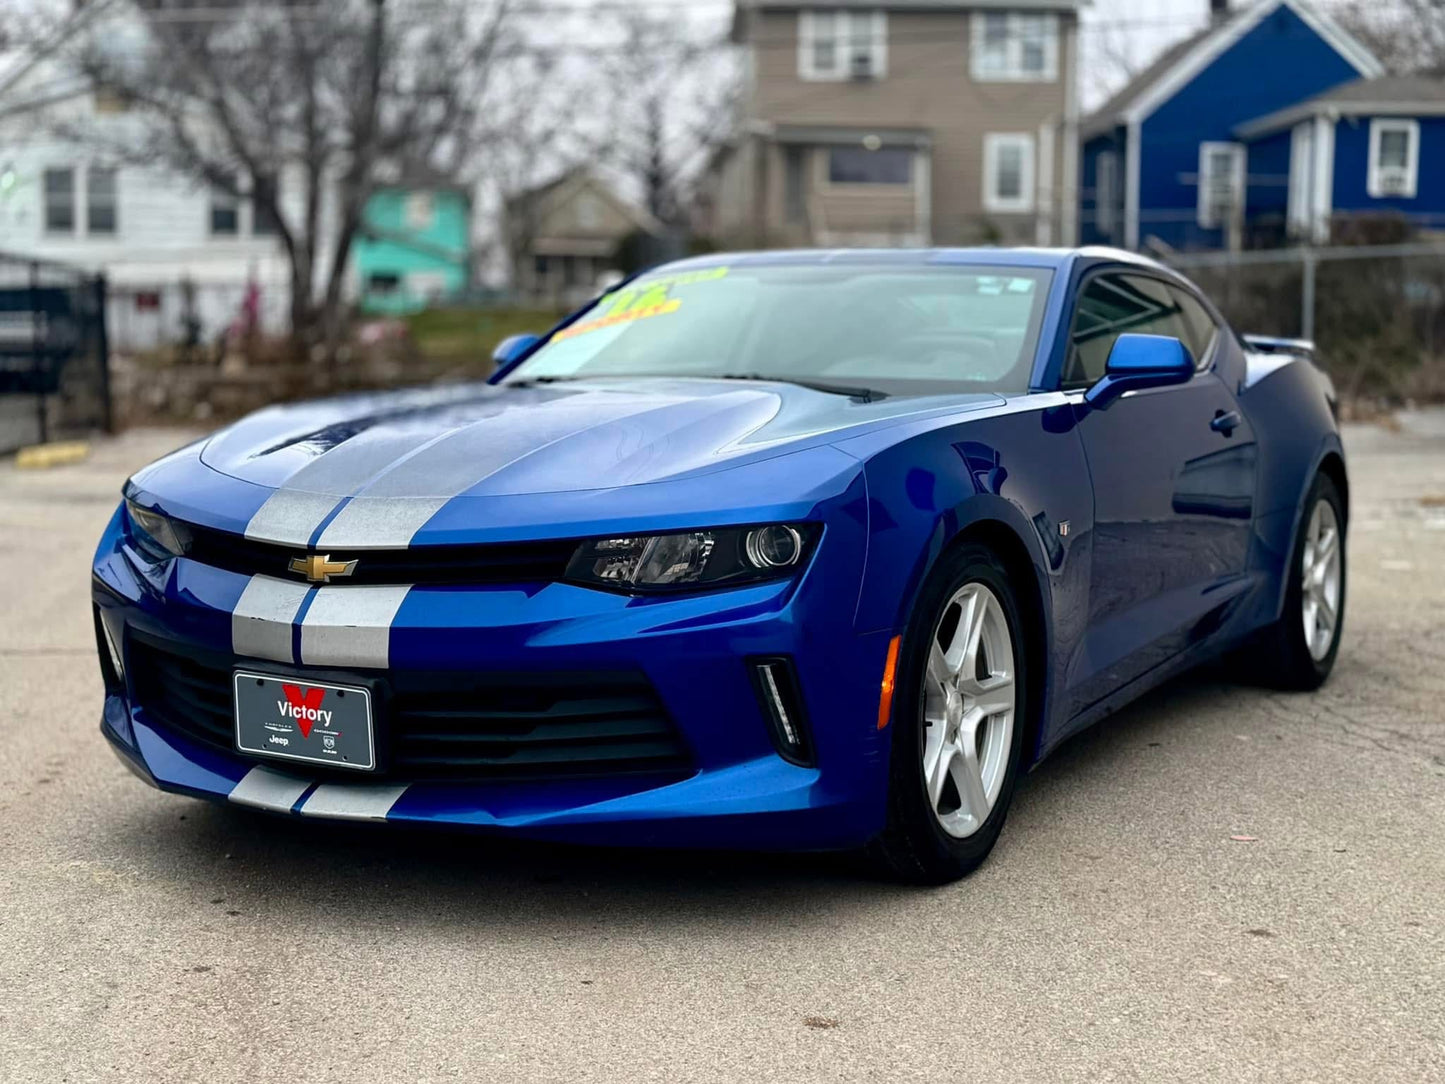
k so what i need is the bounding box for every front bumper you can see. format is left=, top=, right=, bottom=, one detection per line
left=92, top=494, right=896, bottom=852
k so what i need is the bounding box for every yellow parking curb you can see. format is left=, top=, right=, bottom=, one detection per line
left=14, top=441, right=91, bottom=469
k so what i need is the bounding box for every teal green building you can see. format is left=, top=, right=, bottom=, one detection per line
left=353, top=185, right=471, bottom=315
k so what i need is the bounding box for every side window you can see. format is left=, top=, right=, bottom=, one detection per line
left=1167, top=286, right=1221, bottom=371
left=1065, top=273, right=1198, bottom=387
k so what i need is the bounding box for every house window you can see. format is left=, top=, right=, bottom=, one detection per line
left=1368, top=119, right=1419, bottom=199
left=44, top=168, right=75, bottom=233
left=799, top=10, right=887, bottom=81
left=1095, top=150, right=1119, bottom=236
left=252, top=175, right=280, bottom=236
left=983, top=133, right=1035, bottom=214
left=86, top=167, right=117, bottom=235
left=404, top=191, right=434, bottom=230
left=1197, top=142, right=1245, bottom=229
left=971, top=13, right=1058, bottom=82
left=211, top=178, right=239, bottom=235
left=828, top=146, right=911, bottom=185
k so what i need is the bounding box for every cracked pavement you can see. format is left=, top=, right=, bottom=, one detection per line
left=0, top=419, right=1441, bottom=1083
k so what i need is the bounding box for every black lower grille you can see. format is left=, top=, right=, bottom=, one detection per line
left=129, top=636, right=689, bottom=782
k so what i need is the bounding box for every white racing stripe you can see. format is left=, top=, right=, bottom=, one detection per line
left=229, top=766, right=313, bottom=812
left=299, top=782, right=409, bottom=821
left=299, top=584, right=412, bottom=668
left=315, top=497, right=450, bottom=551
left=232, top=575, right=311, bottom=662
left=244, top=489, right=347, bottom=548
left=313, top=396, right=633, bottom=549
left=243, top=424, right=475, bottom=546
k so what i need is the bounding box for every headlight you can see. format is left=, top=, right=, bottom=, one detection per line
left=565, top=524, right=819, bottom=593
left=124, top=498, right=190, bottom=559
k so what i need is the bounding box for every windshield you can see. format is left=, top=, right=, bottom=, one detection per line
left=506, top=261, right=1053, bottom=397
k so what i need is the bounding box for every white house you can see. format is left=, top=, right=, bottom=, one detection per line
left=0, top=10, right=301, bottom=350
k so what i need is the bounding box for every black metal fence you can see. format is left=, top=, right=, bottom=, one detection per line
left=0, top=252, right=112, bottom=455
left=1165, top=243, right=1445, bottom=404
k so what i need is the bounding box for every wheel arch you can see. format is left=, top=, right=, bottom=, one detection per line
left=1316, top=450, right=1349, bottom=524
left=911, top=514, right=1052, bottom=766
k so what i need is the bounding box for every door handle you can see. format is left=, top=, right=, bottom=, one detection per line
left=1211, top=409, right=1241, bottom=435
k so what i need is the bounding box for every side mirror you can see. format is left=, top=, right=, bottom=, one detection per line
left=492, top=332, right=541, bottom=370
left=1084, top=333, right=1194, bottom=409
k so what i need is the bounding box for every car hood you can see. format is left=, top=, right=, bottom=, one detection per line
left=200, top=377, right=1003, bottom=496
left=142, top=378, right=1003, bottom=547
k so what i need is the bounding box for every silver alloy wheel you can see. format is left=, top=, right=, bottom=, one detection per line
left=1301, top=498, right=1343, bottom=662
left=922, top=582, right=1016, bottom=839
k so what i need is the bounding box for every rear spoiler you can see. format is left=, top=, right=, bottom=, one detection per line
left=1243, top=336, right=1336, bottom=417
left=1242, top=334, right=1315, bottom=361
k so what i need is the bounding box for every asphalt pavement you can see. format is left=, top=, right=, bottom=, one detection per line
left=1, top=419, right=1442, bottom=1083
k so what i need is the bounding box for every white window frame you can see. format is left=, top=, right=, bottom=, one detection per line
left=404, top=191, right=435, bottom=231
left=983, top=133, right=1036, bottom=214
left=1367, top=118, right=1419, bottom=199
left=970, top=12, right=1058, bottom=83
left=1196, top=142, right=1246, bottom=230
left=798, top=10, right=887, bottom=82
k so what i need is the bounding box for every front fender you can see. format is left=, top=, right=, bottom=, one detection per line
left=838, top=399, right=1096, bottom=758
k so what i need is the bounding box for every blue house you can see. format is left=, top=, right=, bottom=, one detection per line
left=1235, top=76, right=1445, bottom=242
left=1081, top=0, right=1383, bottom=251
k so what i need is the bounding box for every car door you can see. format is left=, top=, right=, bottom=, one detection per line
left=1065, top=271, right=1258, bottom=714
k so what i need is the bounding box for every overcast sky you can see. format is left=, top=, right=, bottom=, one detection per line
left=1082, top=0, right=1215, bottom=107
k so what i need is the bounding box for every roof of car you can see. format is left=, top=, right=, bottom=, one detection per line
left=652, top=247, right=1167, bottom=274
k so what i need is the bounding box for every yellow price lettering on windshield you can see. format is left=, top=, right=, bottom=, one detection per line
left=553, top=297, right=682, bottom=341
left=553, top=267, right=728, bottom=342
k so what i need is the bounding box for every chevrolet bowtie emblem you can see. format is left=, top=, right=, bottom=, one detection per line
left=289, top=554, right=358, bottom=584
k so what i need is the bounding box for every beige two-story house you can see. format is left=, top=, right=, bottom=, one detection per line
left=703, top=0, right=1083, bottom=248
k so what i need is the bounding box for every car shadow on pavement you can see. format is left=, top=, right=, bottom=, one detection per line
left=102, top=664, right=1251, bottom=922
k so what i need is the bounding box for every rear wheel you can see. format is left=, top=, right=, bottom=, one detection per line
left=869, top=544, right=1028, bottom=884
left=1252, top=473, right=1346, bottom=690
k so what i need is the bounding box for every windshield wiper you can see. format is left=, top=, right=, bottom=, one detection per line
left=715, top=374, right=887, bottom=401
left=505, top=375, right=580, bottom=386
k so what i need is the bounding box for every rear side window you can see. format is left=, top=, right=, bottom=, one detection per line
left=1167, top=286, right=1221, bottom=371
left=1065, top=273, right=1204, bottom=387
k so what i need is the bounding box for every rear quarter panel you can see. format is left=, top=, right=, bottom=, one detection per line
left=1234, top=352, right=1345, bottom=630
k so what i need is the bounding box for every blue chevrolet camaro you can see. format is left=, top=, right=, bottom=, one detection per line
left=94, top=248, right=1347, bottom=882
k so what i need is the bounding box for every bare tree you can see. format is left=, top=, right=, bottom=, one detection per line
left=1085, top=22, right=1149, bottom=108
left=51, top=0, right=519, bottom=351
left=478, top=50, right=600, bottom=293
left=1336, top=0, right=1445, bottom=75
left=599, top=10, right=741, bottom=230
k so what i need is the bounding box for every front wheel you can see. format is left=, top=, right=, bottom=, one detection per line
left=869, top=544, right=1028, bottom=884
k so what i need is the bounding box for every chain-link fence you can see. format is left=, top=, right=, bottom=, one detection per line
left=1164, top=243, right=1445, bottom=403
left=0, top=252, right=112, bottom=455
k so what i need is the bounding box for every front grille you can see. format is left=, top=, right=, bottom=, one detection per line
left=181, top=522, right=577, bottom=586
left=129, top=636, right=689, bottom=783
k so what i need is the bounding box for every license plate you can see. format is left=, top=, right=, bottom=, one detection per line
left=233, top=671, right=376, bottom=772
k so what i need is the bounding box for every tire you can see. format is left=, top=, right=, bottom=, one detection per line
left=868, top=543, right=1029, bottom=885
left=1251, top=472, right=1347, bottom=691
